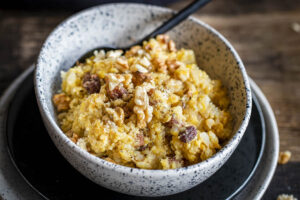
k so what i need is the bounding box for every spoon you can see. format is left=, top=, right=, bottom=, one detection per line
left=77, top=0, right=211, bottom=63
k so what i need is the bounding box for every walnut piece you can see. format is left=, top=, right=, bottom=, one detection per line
left=278, top=151, right=292, bottom=164
left=116, top=57, right=129, bottom=71
left=125, top=45, right=142, bottom=57
left=157, top=34, right=170, bottom=44
left=71, top=133, right=79, bottom=143
left=105, top=107, right=125, bottom=125
left=53, top=93, right=71, bottom=112
left=153, top=57, right=167, bottom=73
left=168, top=40, right=177, bottom=52
left=133, top=86, right=153, bottom=128
left=277, top=194, right=298, bottom=200
left=104, top=157, right=117, bottom=164
left=166, top=59, right=180, bottom=73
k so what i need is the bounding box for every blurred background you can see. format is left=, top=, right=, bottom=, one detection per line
left=0, top=0, right=299, bottom=199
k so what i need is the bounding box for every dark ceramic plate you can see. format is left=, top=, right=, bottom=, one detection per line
left=6, top=72, right=265, bottom=200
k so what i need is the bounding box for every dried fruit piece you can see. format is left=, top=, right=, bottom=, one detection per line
left=107, top=85, right=128, bottom=100
left=132, top=71, right=151, bottom=86
left=82, top=73, right=101, bottom=94
left=164, top=115, right=179, bottom=128
left=136, top=133, right=145, bottom=150
left=179, top=126, right=197, bottom=143
left=53, top=93, right=71, bottom=112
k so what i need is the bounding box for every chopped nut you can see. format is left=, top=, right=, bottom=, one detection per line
left=139, top=56, right=151, bottom=68
left=125, top=45, right=141, bottom=57
left=105, top=73, right=125, bottom=91
left=131, top=63, right=148, bottom=73
left=168, top=40, right=177, bottom=52
left=116, top=57, right=129, bottom=71
left=71, top=133, right=79, bottom=143
left=76, top=138, right=87, bottom=151
left=106, top=107, right=125, bottom=125
left=179, top=126, right=197, bottom=143
left=106, top=50, right=123, bottom=58
left=157, top=34, right=170, bottom=44
left=132, top=71, right=151, bottom=86
left=82, top=73, right=101, bottom=94
left=144, top=44, right=152, bottom=51
left=133, top=86, right=153, bottom=128
left=205, top=118, right=215, bottom=129
left=277, top=194, right=298, bottom=200
left=53, top=93, right=71, bottom=112
left=104, top=157, right=117, bottom=164
left=166, top=59, right=180, bottom=73
left=153, top=57, right=167, bottom=73
left=93, top=50, right=106, bottom=62
left=278, top=151, right=292, bottom=164
left=66, top=130, right=74, bottom=137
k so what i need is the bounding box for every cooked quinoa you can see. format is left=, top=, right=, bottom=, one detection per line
left=53, top=35, right=232, bottom=169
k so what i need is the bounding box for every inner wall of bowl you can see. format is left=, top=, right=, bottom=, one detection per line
left=169, top=21, right=247, bottom=134
left=38, top=4, right=246, bottom=135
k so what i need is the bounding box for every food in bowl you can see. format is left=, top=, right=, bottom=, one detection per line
left=52, top=34, right=232, bottom=170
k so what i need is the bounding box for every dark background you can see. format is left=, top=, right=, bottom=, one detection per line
left=0, top=0, right=299, bottom=199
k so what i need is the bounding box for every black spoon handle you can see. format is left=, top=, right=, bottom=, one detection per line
left=133, top=0, right=211, bottom=46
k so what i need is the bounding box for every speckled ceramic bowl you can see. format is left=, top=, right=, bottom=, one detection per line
left=34, top=3, right=251, bottom=197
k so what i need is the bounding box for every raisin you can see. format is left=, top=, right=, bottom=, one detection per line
left=165, top=134, right=172, bottom=143
left=183, top=158, right=189, bottom=167
left=179, top=126, right=197, bottom=143
left=82, top=73, right=101, bottom=94
left=107, top=85, right=128, bottom=100
left=149, top=99, right=158, bottom=106
left=147, top=88, right=155, bottom=96
left=138, top=145, right=148, bottom=151
left=164, top=115, right=179, bottom=128
left=132, top=71, right=151, bottom=86
left=136, top=133, right=146, bottom=151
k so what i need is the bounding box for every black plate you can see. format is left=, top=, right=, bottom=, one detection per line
left=6, top=72, right=265, bottom=200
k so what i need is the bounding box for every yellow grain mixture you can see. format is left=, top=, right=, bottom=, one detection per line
left=53, top=35, right=232, bottom=169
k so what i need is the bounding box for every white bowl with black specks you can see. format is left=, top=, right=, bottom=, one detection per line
left=34, top=3, right=252, bottom=197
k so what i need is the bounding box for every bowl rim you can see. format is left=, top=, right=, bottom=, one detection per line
left=35, top=2, right=252, bottom=176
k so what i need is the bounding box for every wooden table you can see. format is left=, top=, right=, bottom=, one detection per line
left=0, top=0, right=299, bottom=199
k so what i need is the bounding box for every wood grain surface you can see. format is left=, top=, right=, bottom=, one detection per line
left=0, top=0, right=299, bottom=199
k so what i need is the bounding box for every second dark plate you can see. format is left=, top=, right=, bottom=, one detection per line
left=6, top=71, right=265, bottom=200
